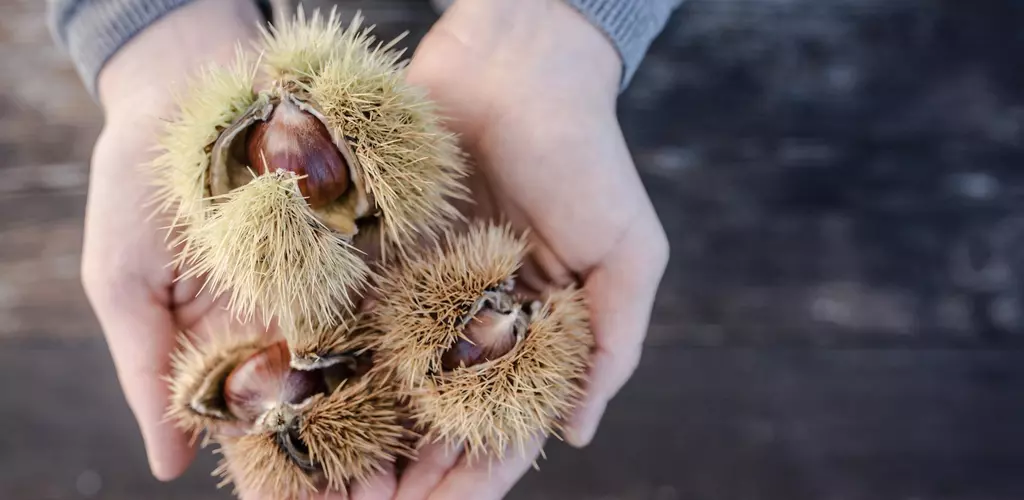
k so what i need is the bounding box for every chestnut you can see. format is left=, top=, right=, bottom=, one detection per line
left=245, top=95, right=350, bottom=209
left=440, top=291, right=528, bottom=371
left=222, top=341, right=326, bottom=425
left=372, top=222, right=594, bottom=459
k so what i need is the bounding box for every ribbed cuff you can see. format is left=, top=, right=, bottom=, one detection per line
left=51, top=0, right=680, bottom=97
left=50, top=0, right=199, bottom=98
left=49, top=0, right=275, bottom=100
left=563, top=0, right=682, bottom=91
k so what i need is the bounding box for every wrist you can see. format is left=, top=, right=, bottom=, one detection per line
left=97, top=0, right=263, bottom=116
left=429, top=0, right=622, bottom=103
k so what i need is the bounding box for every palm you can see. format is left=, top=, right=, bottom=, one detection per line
left=87, top=110, right=361, bottom=500
left=82, top=4, right=666, bottom=499
left=383, top=17, right=669, bottom=500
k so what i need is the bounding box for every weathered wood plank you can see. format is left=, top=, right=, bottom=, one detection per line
left=0, top=162, right=92, bottom=340
left=2, top=342, right=1022, bottom=500
left=7, top=1, right=1024, bottom=348
left=628, top=0, right=1024, bottom=346
left=4, top=1, right=1024, bottom=499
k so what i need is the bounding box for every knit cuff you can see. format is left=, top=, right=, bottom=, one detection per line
left=563, top=0, right=682, bottom=91
left=51, top=0, right=680, bottom=96
left=49, top=0, right=208, bottom=98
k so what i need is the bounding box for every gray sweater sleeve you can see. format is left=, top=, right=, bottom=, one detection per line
left=564, top=0, right=683, bottom=89
left=47, top=0, right=682, bottom=98
left=47, top=0, right=199, bottom=97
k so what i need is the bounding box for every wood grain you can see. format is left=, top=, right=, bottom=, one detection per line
left=3, top=0, right=1024, bottom=499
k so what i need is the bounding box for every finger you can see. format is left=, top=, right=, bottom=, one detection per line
left=350, top=462, right=398, bottom=500
left=313, top=492, right=351, bottom=500
left=308, top=493, right=350, bottom=500
left=395, top=440, right=464, bottom=500
left=83, top=124, right=198, bottom=480
left=565, top=211, right=669, bottom=447
left=230, top=464, right=349, bottom=500
left=83, top=272, right=196, bottom=480
left=236, top=484, right=350, bottom=500
left=426, top=436, right=545, bottom=500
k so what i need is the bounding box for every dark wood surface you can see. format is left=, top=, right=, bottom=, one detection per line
left=3, top=0, right=1024, bottom=499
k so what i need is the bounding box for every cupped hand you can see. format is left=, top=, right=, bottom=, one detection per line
left=392, top=0, right=669, bottom=498
left=83, top=1, right=666, bottom=499
left=81, top=1, right=389, bottom=498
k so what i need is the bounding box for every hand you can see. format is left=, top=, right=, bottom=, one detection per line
left=393, top=0, right=670, bottom=498
left=83, top=1, right=393, bottom=498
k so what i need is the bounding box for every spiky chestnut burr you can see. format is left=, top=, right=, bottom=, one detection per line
left=166, top=327, right=410, bottom=499
left=149, top=7, right=469, bottom=334
left=439, top=283, right=527, bottom=371
left=166, top=328, right=268, bottom=441
left=244, top=93, right=350, bottom=209
left=208, top=85, right=373, bottom=236
left=372, top=222, right=594, bottom=460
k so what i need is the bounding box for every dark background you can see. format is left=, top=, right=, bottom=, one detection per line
left=3, top=0, right=1024, bottom=498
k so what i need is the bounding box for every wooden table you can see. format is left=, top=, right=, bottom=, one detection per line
left=3, top=1, right=1023, bottom=498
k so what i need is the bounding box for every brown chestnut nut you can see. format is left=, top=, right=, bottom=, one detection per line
left=246, top=96, right=350, bottom=208
left=441, top=290, right=531, bottom=370
left=440, top=308, right=519, bottom=370
left=223, top=341, right=326, bottom=424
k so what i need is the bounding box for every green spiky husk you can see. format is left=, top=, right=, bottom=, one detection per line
left=149, top=47, right=258, bottom=233
left=176, top=171, right=371, bottom=329
left=150, top=7, right=470, bottom=333
left=259, top=7, right=471, bottom=258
